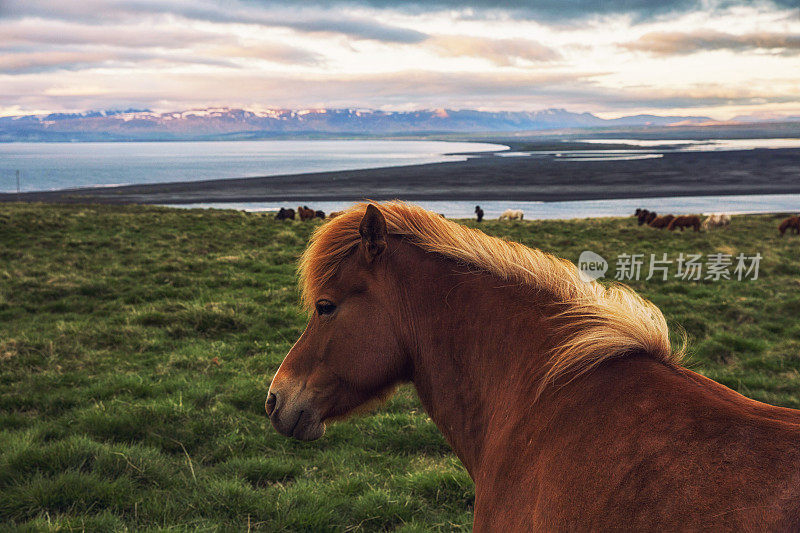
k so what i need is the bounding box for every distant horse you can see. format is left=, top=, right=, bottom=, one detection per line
left=267, top=202, right=800, bottom=531
left=702, top=213, right=731, bottom=230
left=637, top=209, right=657, bottom=225
left=667, top=215, right=701, bottom=232
left=649, top=214, right=674, bottom=229
left=275, top=207, right=295, bottom=221
left=315, top=210, right=326, bottom=220
left=329, top=211, right=342, bottom=219
left=499, top=209, right=523, bottom=221
left=298, top=206, right=316, bottom=221
left=779, top=215, right=800, bottom=236
left=475, top=205, right=484, bottom=223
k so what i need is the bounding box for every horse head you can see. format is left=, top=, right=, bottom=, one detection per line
left=266, top=205, right=410, bottom=440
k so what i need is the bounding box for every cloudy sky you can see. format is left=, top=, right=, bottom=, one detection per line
left=1, top=0, right=798, bottom=119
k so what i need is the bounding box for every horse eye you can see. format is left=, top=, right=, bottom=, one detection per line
left=316, top=300, right=337, bottom=316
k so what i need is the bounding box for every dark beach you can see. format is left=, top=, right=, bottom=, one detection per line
left=3, top=147, right=800, bottom=205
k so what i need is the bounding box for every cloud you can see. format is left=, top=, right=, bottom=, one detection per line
left=1, top=0, right=798, bottom=118
left=254, top=0, right=798, bottom=22
left=0, top=48, right=239, bottom=74
left=2, top=67, right=798, bottom=118
left=427, top=36, right=560, bottom=65
left=0, top=0, right=428, bottom=44
left=622, top=30, right=800, bottom=55
left=0, top=51, right=117, bottom=73
left=0, top=21, right=223, bottom=49
left=122, top=2, right=429, bottom=43
left=2, top=0, right=797, bottom=38
left=0, top=19, right=325, bottom=69
left=273, top=14, right=427, bottom=43
left=0, top=69, right=598, bottom=111
left=202, top=44, right=324, bottom=65
left=576, top=85, right=800, bottom=109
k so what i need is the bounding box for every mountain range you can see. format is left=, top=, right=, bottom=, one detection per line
left=0, top=107, right=770, bottom=142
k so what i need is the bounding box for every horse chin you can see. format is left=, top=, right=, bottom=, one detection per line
left=271, top=406, right=326, bottom=441
left=293, top=420, right=326, bottom=441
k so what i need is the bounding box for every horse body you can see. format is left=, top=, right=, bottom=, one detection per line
left=635, top=208, right=654, bottom=225
left=267, top=202, right=800, bottom=530
left=275, top=207, right=295, bottom=220
left=667, top=214, right=701, bottom=231
left=703, top=213, right=731, bottom=230
left=472, top=355, right=800, bottom=531
left=649, top=214, right=674, bottom=229
left=499, top=209, right=523, bottom=221
left=779, top=216, right=800, bottom=236
left=298, top=206, right=316, bottom=221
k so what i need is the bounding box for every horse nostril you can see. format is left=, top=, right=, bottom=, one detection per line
left=266, top=392, right=277, bottom=416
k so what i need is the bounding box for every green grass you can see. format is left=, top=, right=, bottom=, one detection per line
left=0, top=203, right=798, bottom=530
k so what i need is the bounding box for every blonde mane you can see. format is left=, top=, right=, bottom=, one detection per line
left=299, top=201, right=684, bottom=392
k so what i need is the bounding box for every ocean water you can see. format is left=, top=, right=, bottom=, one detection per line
left=0, top=140, right=505, bottom=193
left=3, top=137, right=799, bottom=201
left=500, top=137, right=800, bottom=162
left=168, top=194, right=800, bottom=220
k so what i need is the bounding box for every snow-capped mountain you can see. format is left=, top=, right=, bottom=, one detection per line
left=0, top=107, right=715, bottom=141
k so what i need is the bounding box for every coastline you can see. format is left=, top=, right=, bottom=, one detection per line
left=2, top=147, right=800, bottom=205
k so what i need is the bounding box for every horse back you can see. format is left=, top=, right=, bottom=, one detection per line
left=475, top=357, right=800, bottom=531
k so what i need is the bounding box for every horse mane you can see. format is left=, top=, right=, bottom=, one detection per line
left=299, top=201, right=684, bottom=394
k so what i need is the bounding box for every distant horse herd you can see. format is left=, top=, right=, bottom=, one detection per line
left=275, top=206, right=330, bottom=221
left=636, top=208, right=799, bottom=235
left=275, top=205, right=799, bottom=235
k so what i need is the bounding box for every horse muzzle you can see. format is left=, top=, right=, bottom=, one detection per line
left=265, top=387, right=326, bottom=441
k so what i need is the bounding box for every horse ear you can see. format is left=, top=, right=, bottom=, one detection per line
left=359, top=204, right=387, bottom=262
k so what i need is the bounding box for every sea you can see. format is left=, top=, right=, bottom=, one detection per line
left=0, top=140, right=504, bottom=193
left=2, top=138, right=800, bottom=219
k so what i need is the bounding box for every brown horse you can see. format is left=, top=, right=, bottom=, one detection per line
left=779, top=215, right=800, bottom=236
left=649, top=213, right=674, bottom=229
left=298, top=206, right=316, bottom=221
left=635, top=208, right=654, bottom=225
left=667, top=214, right=701, bottom=231
left=267, top=202, right=800, bottom=531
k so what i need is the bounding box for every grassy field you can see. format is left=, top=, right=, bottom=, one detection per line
left=1, top=203, right=799, bottom=531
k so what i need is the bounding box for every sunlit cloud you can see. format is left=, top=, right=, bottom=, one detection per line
left=427, top=36, right=560, bottom=65
left=201, top=44, right=324, bottom=65
left=0, top=0, right=798, bottom=118
left=623, top=30, right=800, bottom=55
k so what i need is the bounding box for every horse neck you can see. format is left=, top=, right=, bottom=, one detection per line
left=390, top=243, right=556, bottom=476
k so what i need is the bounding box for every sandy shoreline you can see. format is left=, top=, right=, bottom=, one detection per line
left=2, top=148, right=800, bottom=205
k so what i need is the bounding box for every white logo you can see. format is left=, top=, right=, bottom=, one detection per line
left=578, top=250, right=608, bottom=282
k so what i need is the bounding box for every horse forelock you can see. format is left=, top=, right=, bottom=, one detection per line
left=298, top=201, right=684, bottom=393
